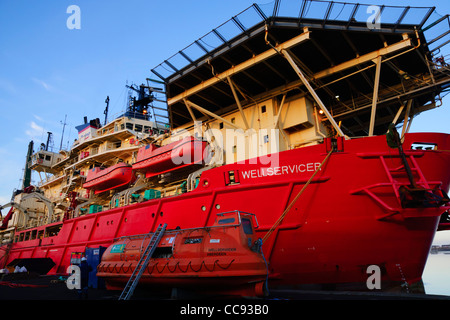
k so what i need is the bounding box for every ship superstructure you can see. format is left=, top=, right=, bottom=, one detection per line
left=1, top=0, right=450, bottom=293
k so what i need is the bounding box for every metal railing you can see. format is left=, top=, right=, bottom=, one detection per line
left=151, top=0, right=436, bottom=82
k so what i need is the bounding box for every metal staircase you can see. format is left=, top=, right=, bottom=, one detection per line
left=118, top=223, right=167, bottom=300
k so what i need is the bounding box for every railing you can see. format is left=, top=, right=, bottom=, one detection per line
left=151, top=0, right=436, bottom=81
left=350, top=151, right=449, bottom=220
left=423, top=14, right=450, bottom=55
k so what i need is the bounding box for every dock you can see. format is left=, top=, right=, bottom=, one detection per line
left=1, top=274, right=449, bottom=301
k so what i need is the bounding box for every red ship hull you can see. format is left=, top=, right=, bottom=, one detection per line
left=2, top=133, right=449, bottom=290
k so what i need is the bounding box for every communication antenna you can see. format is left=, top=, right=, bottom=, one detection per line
left=104, top=96, right=110, bottom=125
left=60, top=114, right=67, bottom=151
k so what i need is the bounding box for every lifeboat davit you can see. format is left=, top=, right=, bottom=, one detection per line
left=132, top=136, right=209, bottom=178
left=97, top=211, right=268, bottom=297
left=82, top=163, right=135, bottom=194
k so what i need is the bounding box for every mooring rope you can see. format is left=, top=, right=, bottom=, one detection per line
left=262, top=149, right=333, bottom=243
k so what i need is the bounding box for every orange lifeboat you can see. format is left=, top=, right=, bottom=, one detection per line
left=82, top=163, right=135, bottom=194
left=96, top=211, right=268, bottom=297
left=132, top=136, right=209, bottom=178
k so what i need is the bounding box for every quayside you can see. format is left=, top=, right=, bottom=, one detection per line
left=1, top=0, right=450, bottom=295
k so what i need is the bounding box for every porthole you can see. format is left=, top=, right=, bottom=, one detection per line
left=215, top=204, right=221, bottom=210
left=201, top=206, right=206, bottom=211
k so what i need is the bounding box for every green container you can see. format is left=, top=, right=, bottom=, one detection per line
left=89, top=204, right=102, bottom=214
left=144, top=189, right=161, bottom=200
left=180, top=181, right=187, bottom=194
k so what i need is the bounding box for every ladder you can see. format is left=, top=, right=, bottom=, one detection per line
left=146, top=78, right=170, bottom=131
left=351, top=152, right=447, bottom=219
left=118, top=223, right=167, bottom=300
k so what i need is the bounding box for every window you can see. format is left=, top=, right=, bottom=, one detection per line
left=261, top=105, right=266, bottom=113
left=113, top=141, right=122, bottom=148
left=134, top=124, right=142, bottom=132
left=264, top=135, right=269, bottom=143
left=228, top=171, right=236, bottom=183
left=218, top=218, right=235, bottom=225
left=45, top=155, right=51, bottom=161
left=242, top=218, right=253, bottom=235
left=184, top=237, right=202, bottom=244
left=225, top=170, right=240, bottom=185
left=219, top=122, right=224, bottom=129
left=45, top=224, right=62, bottom=237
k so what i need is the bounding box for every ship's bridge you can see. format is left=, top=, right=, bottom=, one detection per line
left=29, top=149, right=65, bottom=174
left=151, top=0, right=450, bottom=138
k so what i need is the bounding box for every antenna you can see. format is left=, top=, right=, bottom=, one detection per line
left=60, top=114, right=67, bottom=151
left=104, top=96, right=110, bottom=125
left=45, top=132, right=53, bottom=151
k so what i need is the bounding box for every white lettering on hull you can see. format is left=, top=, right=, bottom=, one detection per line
left=241, top=162, right=321, bottom=179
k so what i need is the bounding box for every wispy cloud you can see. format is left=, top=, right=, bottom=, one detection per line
left=32, top=77, right=54, bottom=92
left=25, top=121, right=45, bottom=140
left=33, top=114, right=44, bottom=122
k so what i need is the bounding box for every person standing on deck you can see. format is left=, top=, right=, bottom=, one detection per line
left=78, top=257, right=92, bottom=299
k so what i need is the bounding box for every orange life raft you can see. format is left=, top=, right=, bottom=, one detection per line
left=132, top=136, right=209, bottom=178
left=96, top=211, right=268, bottom=297
left=83, top=163, right=135, bottom=194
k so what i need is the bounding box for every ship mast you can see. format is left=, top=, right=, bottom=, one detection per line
left=104, top=96, right=109, bottom=126
left=22, top=141, right=33, bottom=189
left=59, top=114, right=67, bottom=151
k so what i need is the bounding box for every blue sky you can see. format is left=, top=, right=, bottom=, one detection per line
left=0, top=0, right=449, bottom=239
